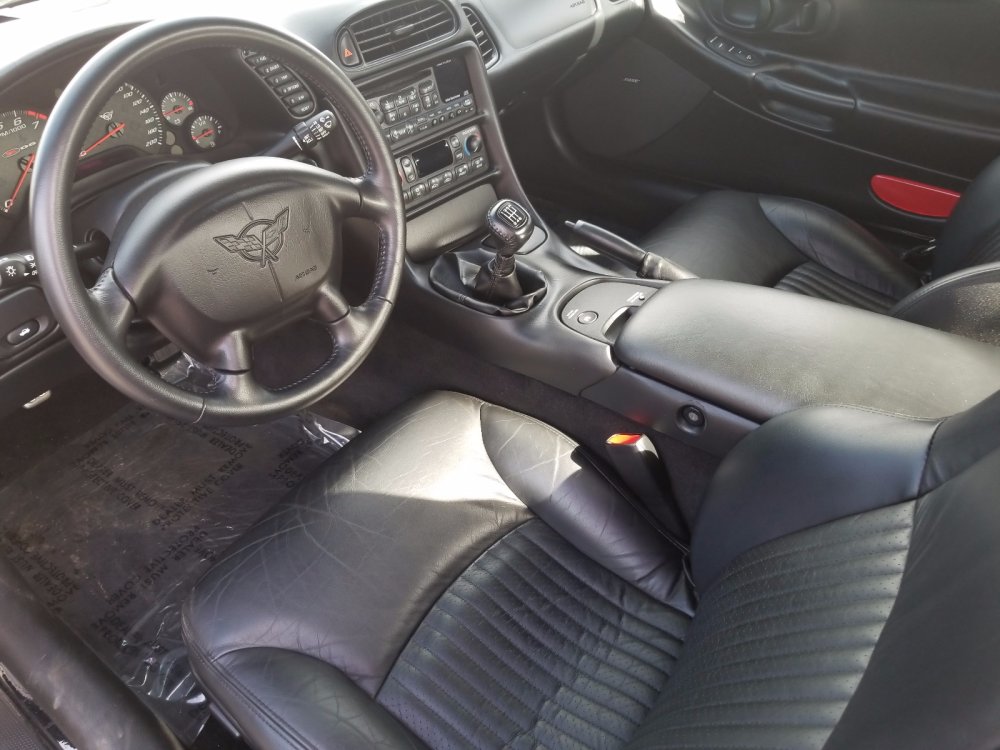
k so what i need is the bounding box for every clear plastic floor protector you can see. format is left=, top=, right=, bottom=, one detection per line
left=0, top=404, right=342, bottom=743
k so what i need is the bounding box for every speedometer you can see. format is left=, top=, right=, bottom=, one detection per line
left=80, top=82, right=165, bottom=160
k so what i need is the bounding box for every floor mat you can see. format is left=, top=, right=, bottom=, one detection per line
left=0, top=404, right=339, bottom=743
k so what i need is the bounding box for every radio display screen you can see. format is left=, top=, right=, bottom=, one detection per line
left=413, top=140, right=453, bottom=177
left=433, top=58, right=472, bottom=103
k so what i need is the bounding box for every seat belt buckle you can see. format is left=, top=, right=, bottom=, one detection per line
left=605, top=433, right=689, bottom=540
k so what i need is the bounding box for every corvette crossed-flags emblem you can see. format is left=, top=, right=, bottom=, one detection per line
left=213, top=208, right=290, bottom=268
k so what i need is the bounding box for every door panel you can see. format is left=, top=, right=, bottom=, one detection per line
left=551, top=0, right=1000, bottom=238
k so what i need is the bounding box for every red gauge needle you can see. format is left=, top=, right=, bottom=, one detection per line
left=5, top=152, right=35, bottom=212
left=193, top=129, right=215, bottom=141
left=80, top=122, right=125, bottom=157
left=162, top=106, right=185, bottom=117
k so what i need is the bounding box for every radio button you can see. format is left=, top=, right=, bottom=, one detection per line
left=406, top=87, right=418, bottom=102
left=381, top=98, right=395, bottom=112
left=394, top=93, right=407, bottom=107
left=419, top=79, right=435, bottom=94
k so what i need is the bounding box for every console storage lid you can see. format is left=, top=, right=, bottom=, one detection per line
left=614, top=279, right=1000, bottom=423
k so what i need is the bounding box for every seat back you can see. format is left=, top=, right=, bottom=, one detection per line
left=934, top=154, right=1000, bottom=277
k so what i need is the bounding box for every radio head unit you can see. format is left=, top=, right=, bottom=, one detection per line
left=366, top=58, right=477, bottom=145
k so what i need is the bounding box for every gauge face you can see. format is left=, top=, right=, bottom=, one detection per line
left=189, top=115, right=223, bottom=150
left=160, top=91, right=195, bottom=126
left=0, top=109, right=46, bottom=216
left=80, top=83, right=165, bottom=160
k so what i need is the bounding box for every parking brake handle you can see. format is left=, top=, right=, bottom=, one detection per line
left=564, top=220, right=697, bottom=282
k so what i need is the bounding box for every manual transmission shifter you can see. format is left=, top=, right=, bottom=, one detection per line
left=428, top=197, right=547, bottom=315
left=472, top=199, right=535, bottom=303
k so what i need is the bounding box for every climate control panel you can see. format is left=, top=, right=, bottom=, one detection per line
left=395, top=125, right=489, bottom=207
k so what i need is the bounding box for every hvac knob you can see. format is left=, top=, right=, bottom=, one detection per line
left=464, top=133, right=483, bottom=155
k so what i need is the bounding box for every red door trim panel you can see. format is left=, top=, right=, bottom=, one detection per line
left=870, top=174, right=961, bottom=218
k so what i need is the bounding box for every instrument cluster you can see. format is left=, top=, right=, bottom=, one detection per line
left=0, top=77, right=232, bottom=218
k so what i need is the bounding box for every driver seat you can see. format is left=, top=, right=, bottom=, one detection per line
left=182, top=390, right=1000, bottom=749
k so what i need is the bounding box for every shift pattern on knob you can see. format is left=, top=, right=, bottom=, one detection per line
left=486, top=199, right=534, bottom=259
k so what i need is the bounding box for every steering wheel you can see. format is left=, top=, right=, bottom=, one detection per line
left=31, top=18, right=404, bottom=425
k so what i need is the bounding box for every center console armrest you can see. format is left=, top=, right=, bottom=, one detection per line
left=613, top=280, right=1000, bottom=425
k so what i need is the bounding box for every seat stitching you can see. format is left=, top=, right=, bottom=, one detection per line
left=708, top=516, right=912, bottom=588
left=447, top=577, right=665, bottom=711
left=515, top=531, right=691, bottom=639
left=710, top=538, right=911, bottom=606
left=445, top=573, right=667, bottom=713
left=487, top=543, right=682, bottom=668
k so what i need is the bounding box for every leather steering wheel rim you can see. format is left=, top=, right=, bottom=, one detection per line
left=31, top=17, right=404, bottom=425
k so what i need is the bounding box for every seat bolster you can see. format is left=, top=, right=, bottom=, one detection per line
left=187, top=645, right=427, bottom=750
left=758, top=195, right=921, bottom=299
left=691, top=405, right=940, bottom=590
left=480, top=403, right=693, bottom=611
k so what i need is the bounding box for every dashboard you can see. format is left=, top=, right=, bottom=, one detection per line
left=0, top=0, right=643, bottom=417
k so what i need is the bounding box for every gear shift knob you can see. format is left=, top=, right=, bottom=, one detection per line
left=486, top=199, right=534, bottom=258
left=473, top=199, right=534, bottom=303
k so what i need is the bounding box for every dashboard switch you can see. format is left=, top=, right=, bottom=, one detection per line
left=338, top=31, right=360, bottom=67
left=6, top=319, right=39, bottom=346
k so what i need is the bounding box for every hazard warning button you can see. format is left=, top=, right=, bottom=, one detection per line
left=338, top=31, right=360, bottom=67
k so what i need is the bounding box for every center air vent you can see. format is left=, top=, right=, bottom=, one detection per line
left=462, top=6, right=498, bottom=68
left=348, top=0, right=457, bottom=64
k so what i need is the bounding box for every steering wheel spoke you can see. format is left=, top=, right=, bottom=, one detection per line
left=208, top=370, right=272, bottom=409
left=314, top=281, right=352, bottom=324
left=87, top=270, right=135, bottom=343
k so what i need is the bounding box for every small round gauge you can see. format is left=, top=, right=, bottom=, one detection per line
left=189, top=115, right=223, bottom=150
left=80, top=82, right=165, bottom=160
left=0, top=109, right=47, bottom=216
left=160, top=91, right=195, bottom=126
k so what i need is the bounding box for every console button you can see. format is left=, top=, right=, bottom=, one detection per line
left=268, top=71, right=293, bottom=87
left=428, top=175, right=443, bottom=191
left=386, top=110, right=398, bottom=124
left=442, top=170, right=455, bottom=184
left=449, top=135, right=461, bottom=149
left=405, top=87, right=418, bottom=102
left=456, top=164, right=470, bottom=177
left=418, top=79, right=435, bottom=94
left=245, top=53, right=270, bottom=66
left=291, top=101, right=315, bottom=116
left=284, top=92, right=310, bottom=107
left=472, top=156, right=486, bottom=170
left=381, top=98, right=395, bottom=112
left=412, top=183, right=427, bottom=198
left=278, top=81, right=303, bottom=96
left=576, top=311, right=599, bottom=325
left=6, top=319, right=39, bottom=346
left=257, top=62, right=283, bottom=76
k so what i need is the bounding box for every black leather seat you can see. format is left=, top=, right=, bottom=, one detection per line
left=183, top=390, right=1000, bottom=749
left=641, top=159, right=1000, bottom=344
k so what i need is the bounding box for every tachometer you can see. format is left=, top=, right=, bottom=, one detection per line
left=0, top=109, right=46, bottom=216
left=160, top=91, right=195, bottom=126
left=80, top=82, right=165, bottom=160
